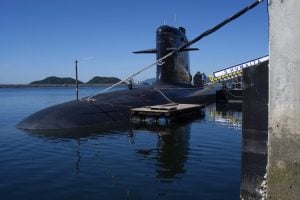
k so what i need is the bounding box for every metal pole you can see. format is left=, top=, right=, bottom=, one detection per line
left=75, top=60, right=79, bottom=101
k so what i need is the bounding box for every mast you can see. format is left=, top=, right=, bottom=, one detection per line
left=75, top=60, right=79, bottom=101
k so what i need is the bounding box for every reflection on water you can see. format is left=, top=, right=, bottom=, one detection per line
left=133, top=122, right=193, bottom=180
left=24, top=105, right=241, bottom=186
left=27, top=117, right=201, bottom=181
left=75, top=139, right=81, bottom=174
left=207, top=103, right=242, bottom=129
left=155, top=125, right=190, bottom=179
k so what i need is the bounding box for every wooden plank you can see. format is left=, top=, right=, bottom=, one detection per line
left=131, top=103, right=203, bottom=112
left=130, top=103, right=204, bottom=122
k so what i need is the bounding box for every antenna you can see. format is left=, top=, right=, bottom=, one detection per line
left=174, top=14, right=177, bottom=27
left=75, top=60, right=79, bottom=101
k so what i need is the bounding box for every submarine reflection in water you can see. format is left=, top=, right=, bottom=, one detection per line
left=26, top=118, right=200, bottom=181
left=132, top=122, right=194, bottom=180
left=24, top=105, right=242, bottom=181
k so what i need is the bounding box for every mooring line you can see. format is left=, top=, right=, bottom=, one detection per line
left=153, top=87, right=175, bottom=104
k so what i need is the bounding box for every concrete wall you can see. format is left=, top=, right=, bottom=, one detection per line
left=268, top=0, right=300, bottom=199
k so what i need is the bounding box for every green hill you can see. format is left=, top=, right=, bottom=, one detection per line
left=86, top=76, right=121, bottom=84
left=30, top=76, right=83, bottom=85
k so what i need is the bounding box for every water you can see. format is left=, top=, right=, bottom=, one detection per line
left=0, top=87, right=242, bottom=200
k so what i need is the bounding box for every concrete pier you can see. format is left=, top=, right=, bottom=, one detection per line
left=268, top=0, right=300, bottom=199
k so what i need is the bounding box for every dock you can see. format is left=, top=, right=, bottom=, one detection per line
left=130, top=103, right=204, bottom=124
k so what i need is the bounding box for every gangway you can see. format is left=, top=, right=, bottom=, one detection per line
left=208, top=55, right=269, bottom=83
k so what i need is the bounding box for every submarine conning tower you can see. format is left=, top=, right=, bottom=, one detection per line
left=156, top=25, right=192, bottom=86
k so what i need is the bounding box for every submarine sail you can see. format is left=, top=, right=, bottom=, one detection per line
left=156, top=26, right=193, bottom=86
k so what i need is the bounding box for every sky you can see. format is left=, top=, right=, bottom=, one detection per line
left=0, top=0, right=269, bottom=84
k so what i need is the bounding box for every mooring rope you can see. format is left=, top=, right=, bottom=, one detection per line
left=98, top=52, right=172, bottom=94
left=153, top=87, right=175, bottom=104
left=85, top=51, right=174, bottom=102
left=85, top=0, right=264, bottom=102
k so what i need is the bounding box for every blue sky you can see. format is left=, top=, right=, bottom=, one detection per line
left=0, top=0, right=268, bottom=84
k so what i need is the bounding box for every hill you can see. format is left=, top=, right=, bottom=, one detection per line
left=86, top=76, right=121, bottom=84
left=30, top=76, right=83, bottom=85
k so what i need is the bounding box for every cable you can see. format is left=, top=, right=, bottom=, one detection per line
left=85, top=51, right=174, bottom=102
left=153, top=87, right=175, bottom=104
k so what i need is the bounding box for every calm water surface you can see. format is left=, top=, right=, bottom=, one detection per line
left=0, top=87, right=242, bottom=200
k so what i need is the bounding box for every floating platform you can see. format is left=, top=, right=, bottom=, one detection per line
left=130, top=103, right=204, bottom=124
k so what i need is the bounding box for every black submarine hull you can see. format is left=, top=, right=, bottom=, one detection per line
left=17, top=85, right=217, bottom=130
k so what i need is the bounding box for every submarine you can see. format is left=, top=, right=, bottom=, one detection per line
left=17, top=0, right=264, bottom=131
left=17, top=25, right=217, bottom=130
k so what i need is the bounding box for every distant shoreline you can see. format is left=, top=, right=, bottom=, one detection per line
left=0, top=84, right=127, bottom=88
